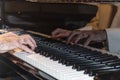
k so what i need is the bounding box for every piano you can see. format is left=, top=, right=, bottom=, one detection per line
left=0, top=1, right=120, bottom=80
left=1, top=30, right=120, bottom=80
left=1, top=0, right=98, bottom=34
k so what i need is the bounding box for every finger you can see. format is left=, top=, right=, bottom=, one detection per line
left=26, top=35, right=37, bottom=47
left=84, top=36, right=92, bottom=46
left=18, top=44, right=35, bottom=54
left=74, top=34, right=83, bottom=44
left=24, top=38, right=36, bottom=50
left=74, top=33, right=89, bottom=44
left=52, top=31, right=57, bottom=37
left=52, top=29, right=60, bottom=37
left=20, top=35, right=37, bottom=47
left=54, top=33, right=67, bottom=38
left=52, top=33, right=60, bottom=38
left=67, top=31, right=79, bottom=44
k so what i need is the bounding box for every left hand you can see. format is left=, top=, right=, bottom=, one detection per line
left=0, top=32, right=18, bottom=37
left=18, top=34, right=37, bottom=51
left=0, top=32, right=37, bottom=53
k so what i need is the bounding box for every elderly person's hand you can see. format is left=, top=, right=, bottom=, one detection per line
left=52, top=28, right=72, bottom=39
left=67, top=30, right=107, bottom=46
left=0, top=32, right=37, bottom=53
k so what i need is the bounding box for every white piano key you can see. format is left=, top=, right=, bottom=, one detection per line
left=13, top=52, right=93, bottom=80
left=30, top=54, right=93, bottom=80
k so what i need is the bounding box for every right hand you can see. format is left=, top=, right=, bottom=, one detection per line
left=52, top=28, right=72, bottom=39
left=67, top=30, right=106, bottom=46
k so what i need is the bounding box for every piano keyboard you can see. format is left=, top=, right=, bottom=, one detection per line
left=13, top=52, right=93, bottom=80
left=12, top=31, right=120, bottom=80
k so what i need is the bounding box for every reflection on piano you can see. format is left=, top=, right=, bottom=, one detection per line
left=4, top=30, right=120, bottom=80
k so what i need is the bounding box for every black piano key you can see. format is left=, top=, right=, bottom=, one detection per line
left=94, top=56, right=118, bottom=62
left=101, top=59, right=120, bottom=64
left=25, top=31, right=120, bottom=80
left=86, top=66, right=115, bottom=76
left=106, top=61, right=120, bottom=66
left=73, top=63, right=105, bottom=71
left=96, top=68, right=120, bottom=76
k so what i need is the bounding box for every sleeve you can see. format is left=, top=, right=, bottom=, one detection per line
left=106, top=28, right=120, bottom=53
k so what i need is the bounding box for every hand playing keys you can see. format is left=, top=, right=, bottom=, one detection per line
left=0, top=32, right=37, bottom=53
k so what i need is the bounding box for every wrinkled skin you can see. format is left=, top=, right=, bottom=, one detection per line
left=51, top=28, right=106, bottom=46
left=0, top=32, right=37, bottom=53
left=52, top=28, right=72, bottom=39
left=67, top=30, right=107, bottom=46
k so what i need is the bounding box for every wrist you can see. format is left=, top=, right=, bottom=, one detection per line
left=101, top=30, right=107, bottom=41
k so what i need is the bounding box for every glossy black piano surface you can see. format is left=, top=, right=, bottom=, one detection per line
left=0, top=1, right=120, bottom=80
left=31, top=32, right=120, bottom=80
left=0, top=0, right=98, bottom=34
left=0, top=53, right=43, bottom=80
left=1, top=30, right=120, bottom=80
left=32, top=33, right=120, bottom=80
